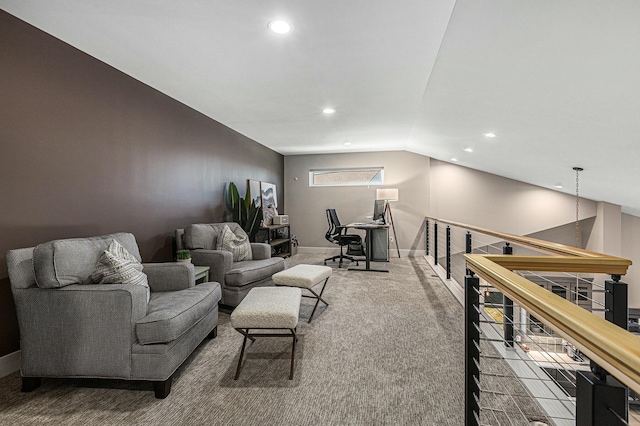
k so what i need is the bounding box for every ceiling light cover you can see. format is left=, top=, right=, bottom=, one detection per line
left=464, top=147, right=473, bottom=152
left=483, top=132, right=497, bottom=138
left=323, top=108, right=336, bottom=114
left=268, top=20, right=293, bottom=34
left=451, top=158, right=458, bottom=162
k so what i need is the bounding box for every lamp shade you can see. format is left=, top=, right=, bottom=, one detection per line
left=376, top=188, right=398, bottom=201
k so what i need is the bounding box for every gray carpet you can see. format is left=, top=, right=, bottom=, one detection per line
left=0, top=255, right=466, bottom=425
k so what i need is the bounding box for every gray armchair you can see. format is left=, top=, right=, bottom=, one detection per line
left=176, top=223, right=285, bottom=306
left=5, top=232, right=221, bottom=399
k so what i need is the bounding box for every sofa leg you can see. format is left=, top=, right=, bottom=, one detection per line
left=153, top=377, right=172, bottom=399
left=22, top=376, right=41, bottom=392
left=207, top=326, right=218, bottom=339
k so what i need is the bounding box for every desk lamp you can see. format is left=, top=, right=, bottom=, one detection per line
left=376, top=188, right=400, bottom=258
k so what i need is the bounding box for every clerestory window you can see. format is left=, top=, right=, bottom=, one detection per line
left=308, top=167, right=384, bottom=187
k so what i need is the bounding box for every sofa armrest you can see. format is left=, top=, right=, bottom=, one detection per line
left=191, top=249, right=232, bottom=288
left=143, top=262, right=195, bottom=292
left=12, top=284, right=147, bottom=378
left=251, top=243, right=272, bottom=260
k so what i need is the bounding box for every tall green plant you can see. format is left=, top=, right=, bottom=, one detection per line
left=226, top=182, right=263, bottom=241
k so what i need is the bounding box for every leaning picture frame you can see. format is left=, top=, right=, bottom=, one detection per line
left=249, top=179, right=262, bottom=208
left=260, top=182, right=278, bottom=225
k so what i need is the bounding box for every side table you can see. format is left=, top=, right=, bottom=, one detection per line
left=194, top=266, right=210, bottom=284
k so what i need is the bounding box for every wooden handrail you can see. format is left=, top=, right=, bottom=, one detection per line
left=425, top=216, right=631, bottom=274
left=466, top=254, right=640, bottom=394
left=483, top=255, right=631, bottom=275
left=426, top=217, right=638, bottom=394
left=427, top=217, right=609, bottom=257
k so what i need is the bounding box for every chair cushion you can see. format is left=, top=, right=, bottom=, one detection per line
left=225, top=257, right=285, bottom=287
left=136, top=282, right=221, bottom=345
left=91, top=239, right=150, bottom=302
left=33, top=233, right=141, bottom=289
left=184, top=224, right=217, bottom=250
left=216, top=224, right=252, bottom=261
left=183, top=223, right=246, bottom=250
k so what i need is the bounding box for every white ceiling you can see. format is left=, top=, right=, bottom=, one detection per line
left=3, top=1, right=640, bottom=215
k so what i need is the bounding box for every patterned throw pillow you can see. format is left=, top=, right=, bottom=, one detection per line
left=91, top=239, right=150, bottom=302
left=216, top=224, right=253, bottom=262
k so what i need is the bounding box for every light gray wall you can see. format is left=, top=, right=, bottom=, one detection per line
left=284, top=151, right=430, bottom=254
left=429, top=159, right=597, bottom=235
left=622, top=213, right=640, bottom=308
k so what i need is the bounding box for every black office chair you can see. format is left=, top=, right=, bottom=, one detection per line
left=324, top=208, right=362, bottom=268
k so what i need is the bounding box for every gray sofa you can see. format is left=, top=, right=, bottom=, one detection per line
left=176, top=223, right=285, bottom=306
left=5, top=232, right=221, bottom=399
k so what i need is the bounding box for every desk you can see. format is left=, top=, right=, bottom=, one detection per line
left=345, top=223, right=390, bottom=273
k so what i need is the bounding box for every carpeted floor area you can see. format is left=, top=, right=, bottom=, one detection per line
left=0, top=254, right=466, bottom=425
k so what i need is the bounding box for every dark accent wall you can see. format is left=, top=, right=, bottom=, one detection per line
left=0, top=11, right=284, bottom=357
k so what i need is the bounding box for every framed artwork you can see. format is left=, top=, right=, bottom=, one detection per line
left=260, top=181, right=278, bottom=225
left=249, top=179, right=262, bottom=208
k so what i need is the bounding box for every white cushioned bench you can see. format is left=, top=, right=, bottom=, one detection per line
left=230, top=286, right=302, bottom=380
left=273, top=264, right=332, bottom=322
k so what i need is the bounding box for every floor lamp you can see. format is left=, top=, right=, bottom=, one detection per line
left=376, top=188, right=401, bottom=258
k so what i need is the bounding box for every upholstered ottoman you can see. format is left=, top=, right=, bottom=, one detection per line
left=273, top=264, right=332, bottom=323
left=230, top=286, right=302, bottom=380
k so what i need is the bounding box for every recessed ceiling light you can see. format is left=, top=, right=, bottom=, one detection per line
left=464, top=147, right=473, bottom=153
left=268, top=20, right=293, bottom=34
left=483, top=132, right=497, bottom=138
left=344, top=142, right=352, bottom=146
left=553, top=185, right=563, bottom=189
left=451, top=158, right=458, bottom=162
left=322, top=108, right=335, bottom=114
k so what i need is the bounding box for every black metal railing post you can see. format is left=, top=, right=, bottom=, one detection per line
left=605, top=275, right=628, bottom=329
left=465, top=271, right=481, bottom=426
left=465, top=232, right=472, bottom=275
left=434, top=223, right=438, bottom=266
left=425, top=219, right=430, bottom=256
left=576, top=371, right=627, bottom=425
left=577, top=274, right=629, bottom=425
left=446, top=226, right=451, bottom=279
left=503, top=243, right=514, bottom=348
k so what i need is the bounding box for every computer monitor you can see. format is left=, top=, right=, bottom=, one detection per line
left=373, top=199, right=386, bottom=223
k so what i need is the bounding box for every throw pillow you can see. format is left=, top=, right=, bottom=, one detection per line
left=91, top=239, right=150, bottom=302
left=216, top=224, right=253, bottom=262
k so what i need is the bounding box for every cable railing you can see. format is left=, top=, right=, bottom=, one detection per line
left=424, top=217, right=636, bottom=426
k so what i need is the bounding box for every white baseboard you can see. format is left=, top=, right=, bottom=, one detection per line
left=298, top=247, right=425, bottom=257
left=425, top=255, right=464, bottom=306
left=0, top=350, right=20, bottom=378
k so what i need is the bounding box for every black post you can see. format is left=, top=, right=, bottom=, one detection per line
left=605, top=276, right=628, bottom=329
left=503, top=243, right=514, bottom=347
left=446, top=226, right=451, bottom=279
left=578, top=274, right=629, bottom=424
left=576, top=371, right=627, bottom=425
left=465, top=272, right=481, bottom=426
left=426, top=219, right=430, bottom=256
left=434, top=223, right=438, bottom=266
left=465, top=232, right=472, bottom=275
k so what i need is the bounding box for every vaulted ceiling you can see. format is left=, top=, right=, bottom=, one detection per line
left=3, top=1, right=640, bottom=214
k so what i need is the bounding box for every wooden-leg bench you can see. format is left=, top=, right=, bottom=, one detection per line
left=272, top=264, right=332, bottom=322
left=230, top=286, right=302, bottom=380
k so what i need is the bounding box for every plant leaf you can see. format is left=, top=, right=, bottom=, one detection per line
left=246, top=206, right=263, bottom=241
